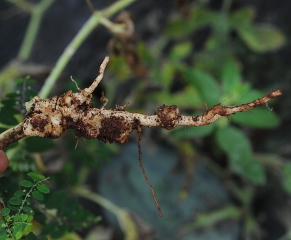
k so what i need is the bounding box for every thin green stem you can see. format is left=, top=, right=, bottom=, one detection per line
left=72, top=186, right=121, bottom=216
left=18, top=0, right=55, bottom=61
left=6, top=0, right=34, bottom=13
left=38, top=0, right=135, bottom=99
left=17, top=177, right=50, bottom=215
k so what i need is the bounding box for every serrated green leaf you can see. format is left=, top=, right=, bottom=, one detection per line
left=37, top=184, right=50, bottom=194
left=9, top=197, right=21, bottom=205
left=32, top=191, right=44, bottom=201
left=1, top=207, right=10, bottom=216
left=183, top=69, right=220, bottom=106
left=20, top=180, right=33, bottom=188
left=215, top=126, right=265, bottom=184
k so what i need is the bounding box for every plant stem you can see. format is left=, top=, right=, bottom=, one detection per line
left=18, top=0, right=55, bottom=61
left=73, top=186, right=121, bottom=216
left=6, top=0, right=34, bottom=13
left=38, top=0, right=135, bottom=99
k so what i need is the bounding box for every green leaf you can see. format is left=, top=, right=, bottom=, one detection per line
left=20, top=180, right=33, bottom=188
left=32, top=191, right=44, bottom=201
left=215, top=126, right=265, bottom=184
left=27, top=172, right=45, bottom=182
left=9, top=197, right=21, bottom=205
left=13, top=224, right=24, bottom=238
left=37, top=184, right=50, bottom=194
left=23, top=207, right=34, bottom=215
left=15, top=231, right=22, bottom=240
left=183, top=69, right=220, bottom=106
left=221, top=59, right=241, bottom=95
left=14, top=215, right=22, bottom=222
left=14, top=190, right=25, bottom=197
left=21, top=214, right=28, bottom=221
left=27, top=215, right=33, bottom=222
left=170, top=41, right=193, bottom=60
left=1, top=207, right=10, bottom=216
left=282, top=163, right=291, bottom=195
left=231, top=108, right=279, bottom=128
left=236, top=25, right=285, bottom=53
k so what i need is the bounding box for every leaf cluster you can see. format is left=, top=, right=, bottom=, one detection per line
left=0, top=172, right=49, bottom=240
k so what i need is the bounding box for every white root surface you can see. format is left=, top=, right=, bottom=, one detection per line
left=0, top=57, right=282, bottom=149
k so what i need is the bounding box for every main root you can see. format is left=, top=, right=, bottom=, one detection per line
left=0, top=56, right=282, bottom=216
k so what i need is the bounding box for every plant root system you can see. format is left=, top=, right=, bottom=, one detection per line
left=0, top=56, right=282, bottom=216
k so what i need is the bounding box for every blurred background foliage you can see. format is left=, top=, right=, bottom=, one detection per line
left=0, top=0, right=291, bottom=239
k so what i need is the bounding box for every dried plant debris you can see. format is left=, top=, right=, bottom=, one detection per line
left=0, top=56, right=282, bottom=216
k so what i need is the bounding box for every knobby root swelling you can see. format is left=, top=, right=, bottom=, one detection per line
left=0, top=56, right=282, bottom=216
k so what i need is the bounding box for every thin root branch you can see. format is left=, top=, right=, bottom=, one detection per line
left=137, top=125, right=162, bottom=217
left=70, top=76, right=81, bottom=91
